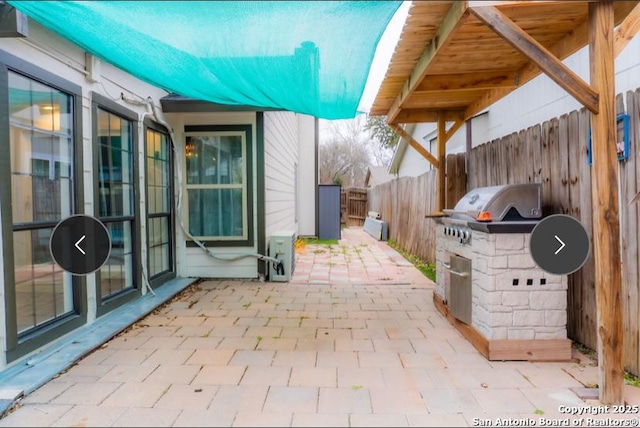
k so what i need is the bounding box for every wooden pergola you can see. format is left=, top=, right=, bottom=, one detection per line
left=371, top=0, right=640, bottom=404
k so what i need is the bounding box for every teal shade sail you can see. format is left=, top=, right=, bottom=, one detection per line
left=9, top=1, right=401, bottom=120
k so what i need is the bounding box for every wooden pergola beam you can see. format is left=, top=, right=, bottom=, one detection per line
left=589, top=0, right=624, bottom=405
left=389, top=124, right=440, bottom=169
left=468, top=0, right=565, bottom=7
left=387, top=1, right=469, bottom=124
left=415, top=70, right=519, bottom=93
left=392, top=109, right=465, bottom=125
left=614, top=2, right=640, bottom=57
left=469, top=5, right=599, bottom=114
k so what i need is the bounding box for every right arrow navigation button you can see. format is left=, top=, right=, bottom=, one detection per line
left=554, top=235, right=565, bottom=255
left=530, top=214, right=590, bottom=275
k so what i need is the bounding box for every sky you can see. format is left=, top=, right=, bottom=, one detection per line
left=356, top=1, right=411, bottom=114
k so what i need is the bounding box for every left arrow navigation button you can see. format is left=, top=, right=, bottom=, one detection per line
left=50, top=215, right=111, bottom=276
left=75, top=235, right=86, bottom=255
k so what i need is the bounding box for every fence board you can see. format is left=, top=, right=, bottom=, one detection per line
left=540, top=120, right=554, bottom=214
left=622, top=89, right=640, bottom=374
left=558, top=114, right=572, bottom=215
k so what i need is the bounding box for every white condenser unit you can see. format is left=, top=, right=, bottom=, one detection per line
left=268, top=231, right=296, bottom=282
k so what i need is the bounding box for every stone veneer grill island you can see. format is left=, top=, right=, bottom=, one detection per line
left=434, top=184, right=571, bottom=361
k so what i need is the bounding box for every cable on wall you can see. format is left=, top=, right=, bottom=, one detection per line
left=120, top=94, right=283, bottom=274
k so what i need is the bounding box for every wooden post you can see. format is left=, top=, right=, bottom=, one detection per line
left=437, top=112, right=446, bottom=212
left=589, top=1, right=624, bottom=405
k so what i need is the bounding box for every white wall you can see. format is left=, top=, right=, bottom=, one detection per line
left=399, top=120, right=467, bottom=177
left=297, top=114, right=317, bottom=237
left=163, top=111, right=259, bottom=279
left=398, top=123, right=434, bottom=177
left=264, top=111, right=299, bottom=238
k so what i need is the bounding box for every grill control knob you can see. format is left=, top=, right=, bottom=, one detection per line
left=444, top=227, right=449, bottom=235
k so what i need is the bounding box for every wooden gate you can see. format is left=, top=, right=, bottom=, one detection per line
left=341, top=187, right=367, bottom=226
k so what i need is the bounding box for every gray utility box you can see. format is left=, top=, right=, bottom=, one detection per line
left=318, top=184, right=341, bottom=240
left=268, top=231, right=296, bottom=282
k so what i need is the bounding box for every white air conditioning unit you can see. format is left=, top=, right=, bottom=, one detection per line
left=268, top=231, right=296, bottom=282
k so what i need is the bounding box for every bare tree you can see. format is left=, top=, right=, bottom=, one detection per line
left=318, top=115, right=393, bottom=187
left=319, top=138, right=370, bottom=186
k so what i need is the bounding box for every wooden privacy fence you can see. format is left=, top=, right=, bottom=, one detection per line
left=340, top=187, right=367, bottom=226
left=367, top=153, right=466, bottom=263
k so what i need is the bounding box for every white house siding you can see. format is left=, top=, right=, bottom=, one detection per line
left=0, top=20, right=169, bottom=367
left=164, top=112, right=259, bottom=279
left=264, top=111, right=299, bottom=239
left=399, top=123, right=440, bottom=176
left=297, top=114, right=317, bottom=237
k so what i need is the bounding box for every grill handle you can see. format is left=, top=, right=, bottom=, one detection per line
left=444, top=264, right=469, bottom=278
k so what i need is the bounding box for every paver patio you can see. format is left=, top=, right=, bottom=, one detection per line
left=1, top=227, right=638, bottom=427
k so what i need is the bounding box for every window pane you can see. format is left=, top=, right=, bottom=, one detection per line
left=14, top=229, right=74, bottom=334
left=98, top=183, right=133, bottom=217
left=9, top=74, right=74, bottom=225
left=185, top=135, right=243, bottom=185
left=188, top=188, right=243, bottom=238
left=101, top=221, right=135, bottom=299
left=161, top=216, right=169, bottom=244
left=146, top=128, right=173, bottom=279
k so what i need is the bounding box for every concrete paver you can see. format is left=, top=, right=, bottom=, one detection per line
left=1, top=227, right=635, bottom=427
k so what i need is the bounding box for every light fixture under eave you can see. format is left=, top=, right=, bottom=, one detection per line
left=185, top=140, right=198, bottom=158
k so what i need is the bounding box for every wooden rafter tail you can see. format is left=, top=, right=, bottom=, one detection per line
left=389, top=123, right=440, bottom=169
left=469, top=5, right=599, bottom=114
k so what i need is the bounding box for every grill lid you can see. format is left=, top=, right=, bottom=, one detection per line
left=443, top=183, right=542, bottom=222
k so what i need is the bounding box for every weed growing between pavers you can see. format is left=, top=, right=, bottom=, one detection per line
left=298, top=237, right=338, bottom=246
left=387, top=240, right=436, bottom=281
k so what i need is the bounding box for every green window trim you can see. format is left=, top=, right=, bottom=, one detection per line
left=144, top=118, right=176, bottom=286
left=184, top=124, right=254, bottom=248
left=91, top=92, right=141, bottom=316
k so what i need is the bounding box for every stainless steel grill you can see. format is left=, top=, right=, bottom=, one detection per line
left=444, top=183, right=542, bottom=222
left=438, top=183, right=542, bottom=244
